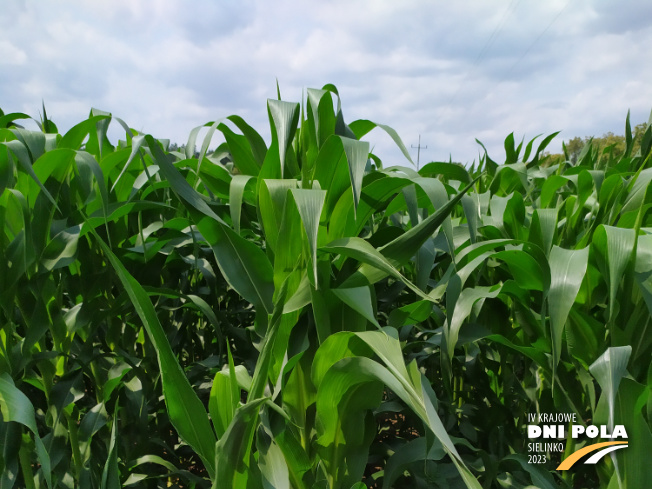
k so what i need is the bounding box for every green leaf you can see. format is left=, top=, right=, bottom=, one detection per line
left=348, top=119, right=414, bottom=165
left=290, top=188, right=326, bottom=286
left=527, top=131, right=560, bottom=167
left=213, top=398, right=268, bottom=489
left=622, top=168, right=652, bottom=214
left=248, top=280, right=289, bottom=402
left=1, top=139, right=59, bottom=210
left=331, top=286, right=381, bottom=329
left=268, top=99, right=300, bottom=177
left=539, top=175, right=567, bottom=208
left=340, top=137, right=369, bottom=216
left=59, top=114, right=111, bottom=151
left=461, top=194, right=478, bottom=244
left=111, top=134, right=146, bottom=191
left=475, top=139, right=498, bottom=176
left=100, top=413, right=120, bottom=489
left=446, top=285, right=502, bottom=362
left=0, top=144, right=13, bottom=197
left=593, top=377, right=648, bottom=488
left=229, top=174, right=255, bottom=234
left=312, top=135, right=349, bottom=218
left=529, top=208, right=558, bottom=256
left=635, top=234, right=652, bottom=318
left=227, top=115, right=268, bottom=165
left=196, top=213, right=276, bottom=313
left=272, top=190, right=303, bottom=293
left=78, top=403, right=109, bottom=464
left=91, top=231, right=217, bottom=478
left=411, top=177, right=456, bottom=259
left=383, top=437, right=445, bottom=489
left=321, top=237, right=430, bottom=300
left=148, top=134, right=274, bottom=312
left=185, top=120, right=219, bottom=160
left=315, top=357, right=384, bottom=488
left=330, top=178, right=475, bottom=288
left=547, top=245, right=589, bottom=384
left=209, top=347, right=240, bottom=439
left=493, top=249, right=548, bottom=291
left=259, top=434, right=291, bottom=489
left=40, top=224, right=81, bottom=271
left=0, top=374, right=52, bottom=489
left=378, top=177, right=477, bottom=266
left=275, top=428, right=313, bottom=489
left=0, top=422, right=21, bottom=488
left=306, top=88, right=336, bottom=148
left=220, top=122, right=262, bottom=176
left=501, top=455, right=561, bottom=489
left=589, top=346, right=632, bottom=431
left=75, top=149, right=109, bottom=215
left=145, top=135, right=224, bottom=223
left=312, top=332, right=481, bottom=489
left=346, top=173, right=414, bottom=238
left=11, top=128, right=45, bottom=163
left=504, top=132, right=517, bottom=164
left=419, top=162, right=471, bottom=183
left=593, top=225, right=637, bottom=322
left=0, top=112, right=31, bottom=128
left=486, top=334, right=550, bottom=367
left=625, top=109, right=633, bottom=158
left=259, top=179, right=297, bottom=254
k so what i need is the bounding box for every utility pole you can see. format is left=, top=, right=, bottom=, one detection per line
left=411, top=135, right=427, bottom=170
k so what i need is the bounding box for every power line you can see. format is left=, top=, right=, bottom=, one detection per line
left=449, top=0, right=523, bottom=105
left=472, top=0, right=523, bottom=69
left=492, top=0, right=573, bottom=91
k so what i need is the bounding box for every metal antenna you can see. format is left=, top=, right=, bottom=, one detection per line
left=411, top=135, right=427, bottom=170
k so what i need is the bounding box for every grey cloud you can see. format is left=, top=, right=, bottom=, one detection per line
left=587, top=1, right=652, bottom=35
left=1, top=0, right=650, bottom=166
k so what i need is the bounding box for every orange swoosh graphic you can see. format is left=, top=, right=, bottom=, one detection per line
left=557, top=441, right=628, bottom=470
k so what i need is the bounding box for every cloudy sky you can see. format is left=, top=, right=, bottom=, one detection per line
left=2, top=0, right=651, bottom=166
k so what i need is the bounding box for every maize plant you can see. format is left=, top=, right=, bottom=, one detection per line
left=0, top=88, right=651, bottom=489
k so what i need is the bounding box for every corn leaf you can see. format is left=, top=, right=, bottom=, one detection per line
left=92, top=231, right=217, bottom=478
left=589, top=346, right=632, bottom=430
left=290, top=188, right=326, bottom=286
left=547, top=245, right=589, bottom=384
left=268, top=99, right=300, bottom=178
left=593, top=225, right=637, bottom=322
left=229, top=174, right=255, bottom=234
left=0, top=374, right=52, bottom=489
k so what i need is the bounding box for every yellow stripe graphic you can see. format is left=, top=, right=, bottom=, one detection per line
left=556, top=441, right=628, bottom=470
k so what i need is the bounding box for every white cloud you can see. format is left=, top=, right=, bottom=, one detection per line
left=1, top=0, right=650, bottom=165
left=0, top=41, right=27, bottom=65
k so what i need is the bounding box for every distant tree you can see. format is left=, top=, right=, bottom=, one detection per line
left=564, top=137, right=585, bottom=164
left=167, top=143, right=201, bottom=158
left=540, top=152, right=565, bottom=167
left=634, top=122, right=649, bottom=148
left=561, top=122, right=649, bottom=164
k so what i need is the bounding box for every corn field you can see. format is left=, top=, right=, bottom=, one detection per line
left=0, top=85, right=651, bottom=488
